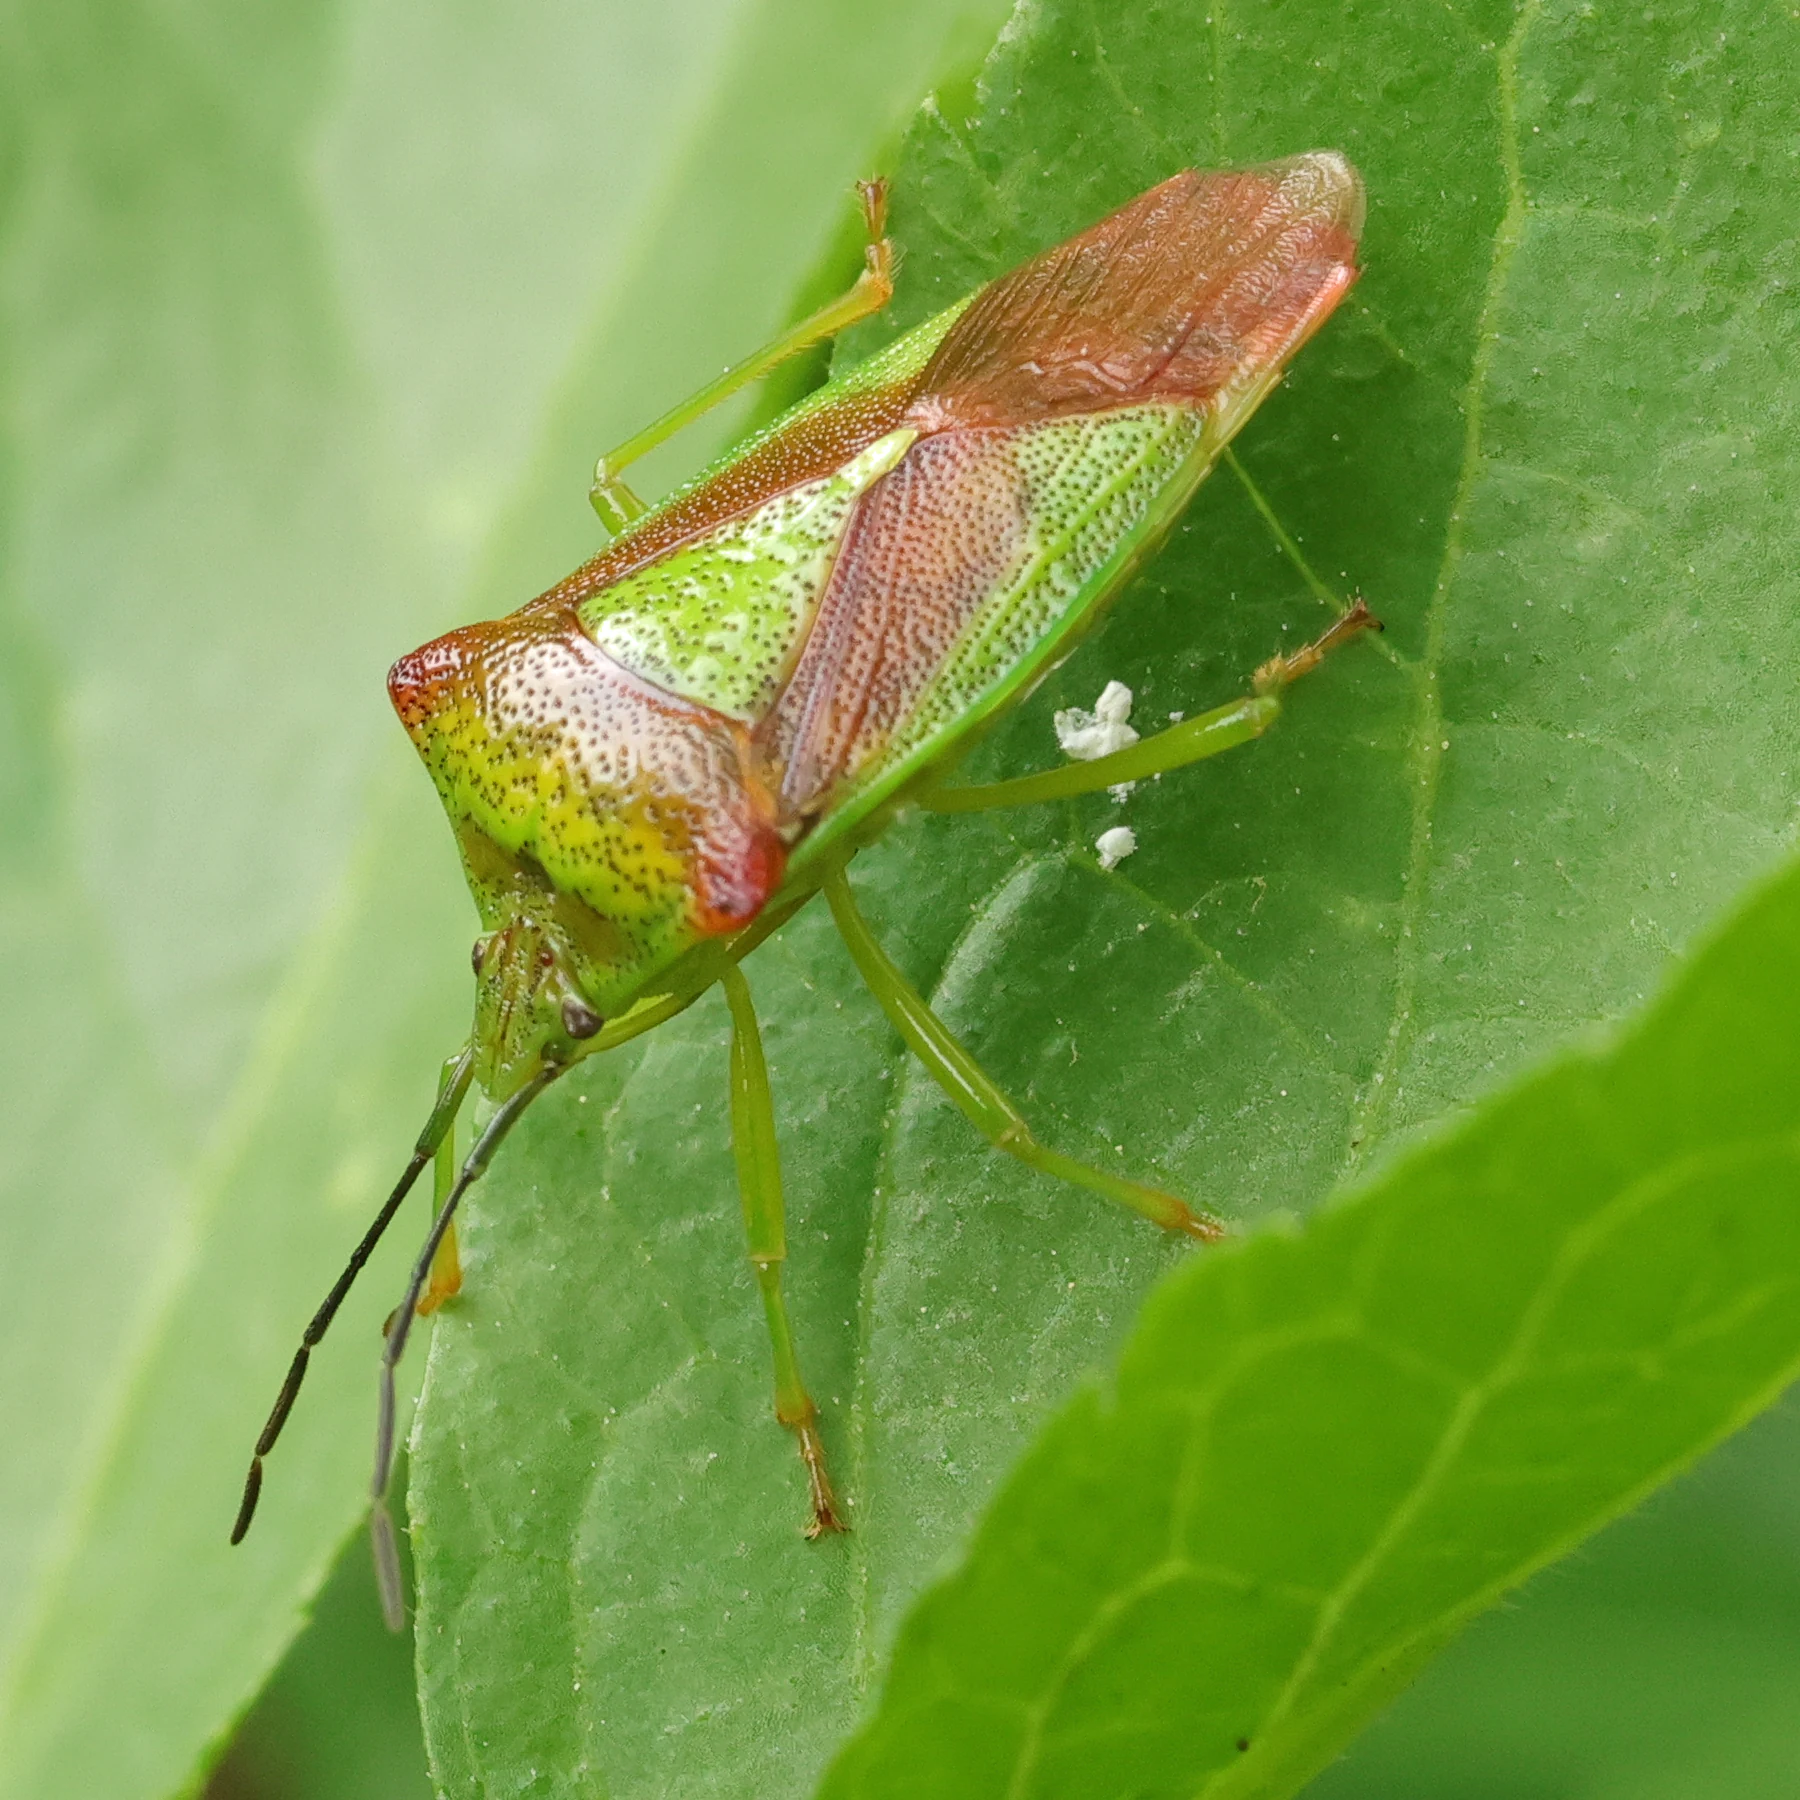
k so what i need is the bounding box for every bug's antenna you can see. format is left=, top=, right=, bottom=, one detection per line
left=368, top=1063, right=561, bottom=1631
left=230, top=1044, right=476, bottom=1547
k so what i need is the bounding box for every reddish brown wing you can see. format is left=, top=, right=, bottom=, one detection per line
left=762, top=155, right=1364, bottom=820
left=762, top=429, right=1028, bottom=813
left=907, top=156, right=1363, bottom=430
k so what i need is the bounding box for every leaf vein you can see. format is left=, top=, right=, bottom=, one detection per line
left=1340, top=0, right=1543, bottom=1173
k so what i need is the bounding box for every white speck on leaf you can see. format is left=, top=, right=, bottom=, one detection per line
left=1096, top=826, right=1137, bottom=871
left=1056, top=679, right=1139, bottom=761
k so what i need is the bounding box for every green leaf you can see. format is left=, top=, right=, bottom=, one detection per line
left=0, top=5, right=1009, bottom=1798
left=1308, top=1395, right=1800, bottom=1797
left=820, top=851, right=1800, bottom=1800
left=409, top=0, right=1800, bottom=1796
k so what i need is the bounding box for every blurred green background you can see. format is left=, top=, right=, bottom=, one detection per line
left=4, top=0, right=1796, bottom=1796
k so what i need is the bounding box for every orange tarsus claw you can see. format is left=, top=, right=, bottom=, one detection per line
left=796, top=1420, right=849, bottom=1537
left=1174, top=1203, right=1229, bottom=1244
left=805, top=1502, right=849, bottom=1540
left=1255, top=597, right=1381, bottom=696
left=856, top=176, right=890, bottom=241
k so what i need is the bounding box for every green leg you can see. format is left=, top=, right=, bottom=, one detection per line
left=416, top=1056, right=464, bottom=1316
left=590, top=180, right=895, bottom=533
left=722, top=964, right=845, bottom=1537
left=823, top=869, right=1224, bottom=1242
left=923, top=600, right=1378, bottom=814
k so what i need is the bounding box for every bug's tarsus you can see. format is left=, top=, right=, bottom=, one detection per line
left=1170, top=1206, right=1229, bottom=1245
left=229, top=1046, right=477, bottom=1546
left=855, top=175, right=888, bottom=242
left=853, top=177, right=894, bottom=298
left=367, top=1063, right=561, bottom=1632
left=794, top=1413, right=847, bottom=1538
left=1254, top=597, right=1382, bottom=696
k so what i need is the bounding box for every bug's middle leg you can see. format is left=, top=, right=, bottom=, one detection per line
left=824, top=868, right=1224, bottom=1243
left=922, top=600, right=1379, bottom=815
left=721, top=964, right=846, bottom=1538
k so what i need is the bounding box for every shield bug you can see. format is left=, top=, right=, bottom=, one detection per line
left=233, top=155, right=1376, bottom=1626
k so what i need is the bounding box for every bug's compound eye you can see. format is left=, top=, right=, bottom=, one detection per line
left=561, top=996, right=603, bottom=1040
left=470, top=934, right=492, bottom=976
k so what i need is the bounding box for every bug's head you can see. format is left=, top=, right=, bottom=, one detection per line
left=389, top=608, right=788, bottom=1099
left=466, top=883, right=606, bottom=1100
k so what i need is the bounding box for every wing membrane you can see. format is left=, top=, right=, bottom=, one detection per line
left=910, top=154, right=1363, bottom=430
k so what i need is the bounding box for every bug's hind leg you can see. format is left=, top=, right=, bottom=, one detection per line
left=922, top=601, right=1379, bottom=815
left=589, top=180, right=895, bottom=533
left=824, top=869, right=1224, bottom=1243
left=722, top=964, right=846, bottom=1538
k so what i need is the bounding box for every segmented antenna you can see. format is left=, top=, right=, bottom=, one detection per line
left=230, top=1046, right=475, bottom=1546
left=367, top=1064, right=561, bottom=1629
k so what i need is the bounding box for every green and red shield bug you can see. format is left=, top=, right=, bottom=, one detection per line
left=232, top=155, right=1378, bottom=1627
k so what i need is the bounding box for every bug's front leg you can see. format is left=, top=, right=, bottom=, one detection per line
left=415, top=1056, right=465, bottom=1316
left=824, top=868, right=1225, bottom=1243
left=721, top=964, right=846, bottom=1538
left=589, top=179, right=895, bottom=533
left=922, top=600, right=1380, bottom=814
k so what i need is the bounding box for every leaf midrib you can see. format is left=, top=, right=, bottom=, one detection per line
left=1342, top=0, right=1542, bottom=1172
